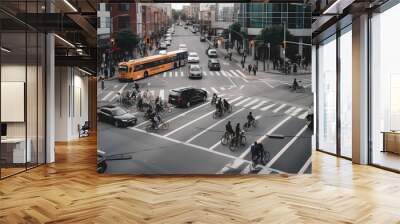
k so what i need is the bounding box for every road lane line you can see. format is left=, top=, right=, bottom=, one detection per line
left=164, top=110, right=216, bottom=137
left=291, top=108, right=303, bottom=116
left=273, top=104, right=286, bottom=113
left=260, top=103, right=276, bottom=111
left=251, top=100, right=268, bottom=110
left=101, top=91, right=114, bottom=101
left=260, top=80, right=274, bottom=88
left=186, top=108, right=245, bottom=143
left=239, top=116, right=292, bottom=159
left=159, top=89, right=164, bottom=100
left=265, top=125, right=309, bottom=168
left=298, top=156, right=312, bottom=174
left=298, top=111, right=308, bottom=119
left=235, top=70, right=247, bottom=78
left=211, top=87, right=219, bottom=93
left=243, top=99, right=259, bottom=107
left=234, top=97, right=252, bottom=106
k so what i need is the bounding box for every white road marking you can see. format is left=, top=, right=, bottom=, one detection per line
left=203, top=71, right=207, bottom=76
left=164, top=110, right=221, bottom=137
left=101, top=91, right=114, bottom=101
left=239, top=116, right=292, bottom=159
left=291, top=108, right=303, bottom=116
left=251, top=100, right=268, bottom=110
left=260, top=80, right=274, bottom=88
left=159, top=89, right=164, bottom=100
left=110, top=95, right=119, bottom=102
left=220, top=87, right=226, bottom=91
left=273, top=104, right=286, bottom=113
left=163, top=73, right=167, bottom=77
left=298, top=111, right=308, bottom=119
left=260, top=103, right=276, bottom=111
left=229, top=70, right=240, bottom=77
left=298, top=156, right=312, bottom=174
left=118, top=83, right=128, bottom=94
left=186, top=108, right=245, bottom=143
left=215, top=71, right=221, bottom=76
left=221, top=71, right=228, bottom=77
left=211, top=87, right=219, bottom=93
left=243, top=99, right=259, bottom=107
left=236, top=70, right=247, bottom=78
left=181, top=71, right=184, bottom=77
left=169, top=72, right=172, bottom=77
left=234, top=97, right=252, bottom=106
left=265, top=125, right=309, bottom=168
left=175, top=72, right=178, bottom=77
left=209, top=71, right=214, bottom=76
left=150, top=90, right=155, bottom=97
left=228, top=96, right=243, bottom=104
left=285, top=106, right=296, bottom=114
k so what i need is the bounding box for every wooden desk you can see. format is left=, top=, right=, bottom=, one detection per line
left=1, top=138, right=31, bottom=164
left=382, top=131, right=400, bottom=154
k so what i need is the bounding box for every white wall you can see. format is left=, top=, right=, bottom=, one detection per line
left=54, top=67, right=89, bottom=141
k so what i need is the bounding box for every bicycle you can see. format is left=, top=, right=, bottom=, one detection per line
left=223, top=104, right=232, bottom=114
left=213, top=109, right=224, bottom=119
left=243, top=119, right=257, bottom=131
left=251, top=150, right=270, bottom=170
left=145, top=120, right=169, bottom=132
left=229, top=131, right=247, bottom=151
left=221, top=131, right=234, bottom=145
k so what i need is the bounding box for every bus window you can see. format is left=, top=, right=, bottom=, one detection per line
left=134, top=64, right=143, bottom=71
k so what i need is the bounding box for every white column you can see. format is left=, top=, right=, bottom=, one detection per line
left=46, top=32, right=55, bottom=163
left=352, top=14, right=369, bottom=164
left=312, top=45, right=317, bottom=150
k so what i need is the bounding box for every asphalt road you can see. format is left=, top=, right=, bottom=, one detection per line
left=97, top=25, right=313, bottom=174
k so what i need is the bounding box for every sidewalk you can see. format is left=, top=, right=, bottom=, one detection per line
left=214, top=46, right=311, bottom=76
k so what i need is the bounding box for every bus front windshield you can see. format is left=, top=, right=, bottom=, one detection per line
left=118, top=65, right=128, bottom=73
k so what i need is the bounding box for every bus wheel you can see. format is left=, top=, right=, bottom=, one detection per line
left=144, top=71, right=148, bottom=78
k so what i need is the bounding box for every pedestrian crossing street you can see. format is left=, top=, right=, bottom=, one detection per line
left=159, top=69, right=248, bottom=79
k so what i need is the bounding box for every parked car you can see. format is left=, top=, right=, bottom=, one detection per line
left=157, top=50, right=167, bottom=55
left=168, top=87, right=207, bottom=108
left=208, top=59, right=221, bottom=71
left=179, top=44, right=188, bottom=51
left=200, top=36, right=206, bottom=42
left=97, top=106, right=137, bottom=127
left=188, top=64, right=203, bottom=79
left=188, top=52, right=200, bottom=63
left=207, top=49, right=218, bottom=58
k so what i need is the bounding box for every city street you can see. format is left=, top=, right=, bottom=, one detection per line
left=98, top=25, right=313, bottom=174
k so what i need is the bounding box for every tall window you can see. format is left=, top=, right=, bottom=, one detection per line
left=318, top=35, right=337, bottom=154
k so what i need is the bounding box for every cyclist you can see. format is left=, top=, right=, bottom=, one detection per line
left=155, top=101, right=163, bottom=113
left=235, top=123, right=241, bottom=146
left=137, top=96, right=143, bottom=111
left=246, top=112, right=255, bottom=127
left=216, top=98, right=223, bottom=115
left=223, top=99, right=230, bottom=112
left=145, top=105, right=153, bottom=119
left=149, top=111, right=157, bottom=129
left=225, top=121, right=234, bottom=138
left=292, top=78, right=299, bottom=91
left=211, top=93, right=218, bottom=105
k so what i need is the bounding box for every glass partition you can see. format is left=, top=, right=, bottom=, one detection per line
left=317, top=35, right=337, bottom=154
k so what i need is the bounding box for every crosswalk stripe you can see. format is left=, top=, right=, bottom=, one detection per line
left=228, top=96, right=243, bottom=104
left=102, top=91, right=114, bottom=101
left=298, top=111, right=308, bottom=119
left=243, top=99, right=259, bottom=107
left=235, top=97, right=252, bottom=106
left=220, top=87, right=225, bottom=91
left=204, top=71, right=208, bottom=76
left=175, top=72, right=178, bottom=77
left=215, top=71, right=221, bottom=76
left=236, top=70, right=247, bottom=78
left=169, top=72, right=172, bottom=77
left=163, top=73, right=167, bottom=77
left=159, top=89, right=164, bottom=100
left=260, top=103, right=276, bottom=111
left=251, top=100, right=268, bottom=110
left=291, top=108, right=303, bottom=116
left=209, top=71, right=214, bottom=76
left=150, top=90, right=155, bottom=97
left=181, top=72, right=184, bottom=77
left=273, top=104, right=286, bottom=113
left=229, top=70, right=240, bottom=77
left=224, top=71, right=233, bottom=77
left=211, top=87, right=219, bottom=93
left=255, top=115, right=262, bottom=120
left=221, top=71, right=228, bottom=77
left=285, top=106, right=296, bottom=114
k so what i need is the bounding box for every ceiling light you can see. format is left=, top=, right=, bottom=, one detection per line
left=78, top=68, right=92, bottom=76
left=54, top=34, right=75, bottom=48
left=1, top=47, right=11, bottom=53
left=63, top=0, right=78, bottom=12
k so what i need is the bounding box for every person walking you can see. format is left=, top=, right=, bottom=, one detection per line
left=247, top=64, right=252, bottom=74
left=241, top=59, right=245, bottom=69
left=253, top=64, right=257, bottom=76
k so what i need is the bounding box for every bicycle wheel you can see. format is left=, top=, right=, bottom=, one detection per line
left=145, top=124, right=153, bottom=132
left=229, top=140, right=237, bottom=152
left=213, top=112, right=217, bottom=119
left=241, top=136, right=247, bottom=146
left=161, top=122, right=169, bottom=130
left=262, top=151, right=270, bottom=165
left=221, top=135, right=228, bottom=145
left=252, top=120, right=257, bottom=128
left=243, top=123, right=249, bottom=131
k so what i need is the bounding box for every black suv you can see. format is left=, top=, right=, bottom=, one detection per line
left=97, top=106, right=137, bottom=127
left=208, top=59, right=221, bottom=71
left=168, top=87, right=207, bottom=108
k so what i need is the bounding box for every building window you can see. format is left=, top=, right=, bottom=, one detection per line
left=106, top=17, right=111, bottom=28
left=317, top=35, right=337, bottom=154
left=97, top=17, right=101, bottom=28
left=119, top=4, right=129, bottom=11
left=118, top=16, right=130, bottom=30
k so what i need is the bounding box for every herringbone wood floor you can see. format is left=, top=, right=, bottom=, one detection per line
left=1, top=135, right=400, bottom=224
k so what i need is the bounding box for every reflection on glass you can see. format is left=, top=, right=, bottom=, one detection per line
left=318, top=36, right=337, bottom=154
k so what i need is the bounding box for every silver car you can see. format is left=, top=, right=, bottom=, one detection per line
left=189, top=64, right=203, bottom=79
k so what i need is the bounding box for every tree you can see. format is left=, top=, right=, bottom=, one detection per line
left=181, top=13, right=187, bottom=21
left=229, top=22, right=242, bottom=43
left=115, top=30, right=140, bottom=59
left=172, top=9, right=180, bottom=22
left=256, top=26, right=297, bottom=62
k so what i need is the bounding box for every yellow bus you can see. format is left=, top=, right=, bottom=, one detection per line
left=118, top=50, right=188, bottom=82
